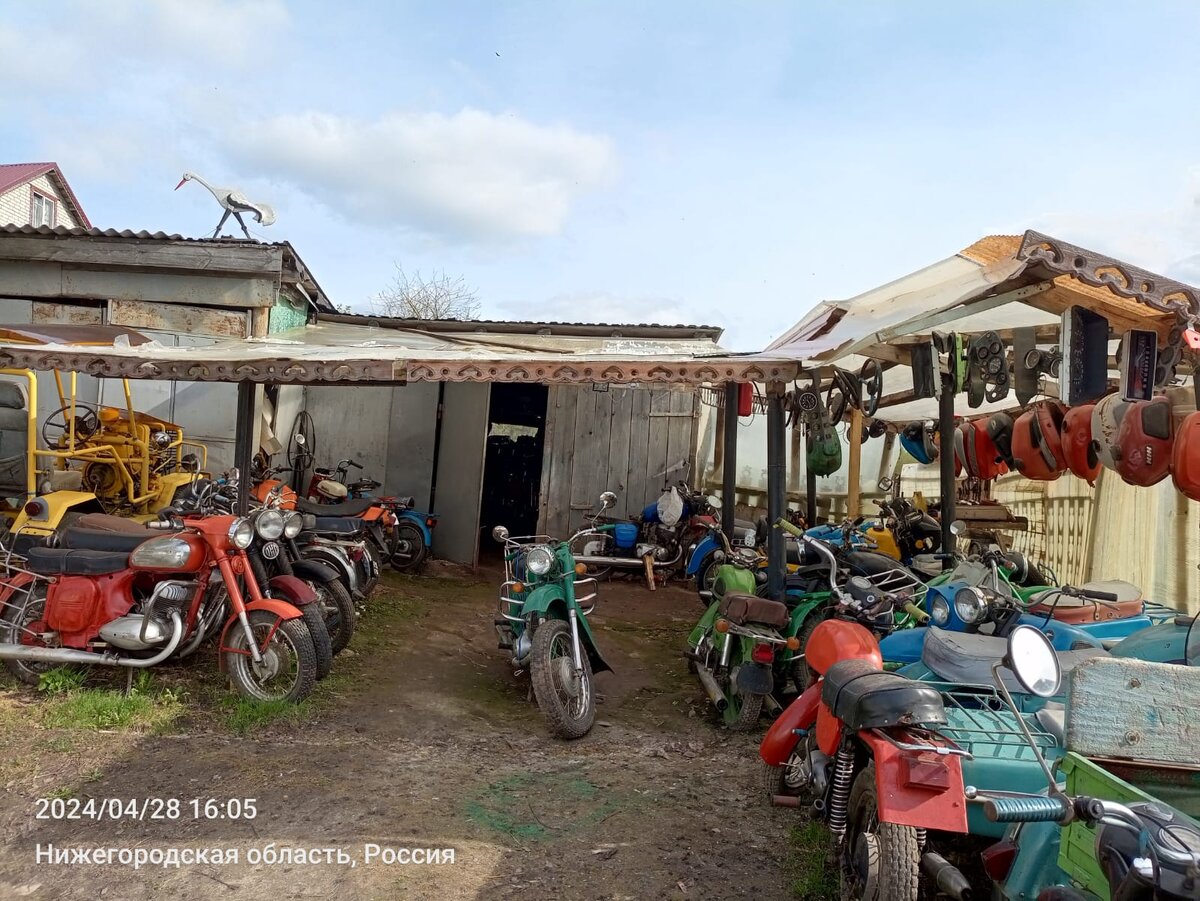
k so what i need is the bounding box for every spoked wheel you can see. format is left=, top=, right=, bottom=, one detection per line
left=0, top=584, right=57, bottom=686
left=388, top=522, right=428, bottom=573
left=840, top=764, right=919, bottom=901
left=358, top=542, right=382, bottom=598
left=696, top=556, right=721, bottom=603
left=313, top=579, right=356, bottom=654
left=761, top=747, right=808, bottom=801
left=529, top=619, right=595, bottom=739
left=223, top=610, right=317, bottom=703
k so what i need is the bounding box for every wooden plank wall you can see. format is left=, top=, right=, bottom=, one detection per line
left=539, top=386, right=698, bottom=537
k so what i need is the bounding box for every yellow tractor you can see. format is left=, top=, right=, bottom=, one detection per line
left=0, top=325, right=208, bottom=544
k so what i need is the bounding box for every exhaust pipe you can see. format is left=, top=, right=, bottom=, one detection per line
left=0, top=611, right=185, bottom=669
left=770, top=794, right=803, bottom=808
left=695, top=666, right=728, bottom=712
left=574, top=554, right=680, bottom=570
left=921, top=852, right=971, bottom=901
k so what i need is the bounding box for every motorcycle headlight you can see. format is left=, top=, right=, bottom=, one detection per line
left=228, top=517, right=255, bottom=549
left=525, top=546, right=555, bottom=576
left=283, top=511, right=303, bottom=539
left=953, top=586, right=988, bottom=624
left=255, top=509, right=285, bottom=540
left=930, top=595, right=950, bottom=626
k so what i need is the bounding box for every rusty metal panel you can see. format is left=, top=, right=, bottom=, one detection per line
left=108, top=299, right=249, bottom=338
left=31, top=302, right=102, bottom=325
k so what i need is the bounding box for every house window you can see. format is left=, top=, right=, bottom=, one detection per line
left=31, top=192, right=56, bottom=227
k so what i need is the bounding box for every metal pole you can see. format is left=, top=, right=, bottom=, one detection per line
left=766, top=386, right=786, bottom=600
left=722, top=382, right=738, bottom=538
left=235, top=380, right=255, bottom=515
left=806, top=459, right=818, bottom=526
left=938, top=377, right=956, bottom=559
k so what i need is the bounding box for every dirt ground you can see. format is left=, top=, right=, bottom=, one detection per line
left=0, top=564, right=808, bottom=900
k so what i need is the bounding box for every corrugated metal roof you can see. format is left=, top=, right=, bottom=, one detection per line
left=321, top=311, right=723, bottom=341
left=0, top=163, right=92, bottom=229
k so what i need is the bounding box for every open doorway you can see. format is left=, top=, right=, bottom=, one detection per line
left=480, top=384, right=548, bottom=556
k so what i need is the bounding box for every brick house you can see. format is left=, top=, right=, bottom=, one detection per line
left=0, top=162, right=90, bottom=229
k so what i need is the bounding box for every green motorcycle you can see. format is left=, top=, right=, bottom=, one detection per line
left=493, top=524, right=611, bottom=739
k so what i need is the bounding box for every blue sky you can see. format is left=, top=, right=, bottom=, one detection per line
left=5, top=1, right=1200, bottom=349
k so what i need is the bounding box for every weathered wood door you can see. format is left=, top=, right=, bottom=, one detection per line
left=538, top=386, right=697, bottom=538
left=432, top=382, right=491, bottom=565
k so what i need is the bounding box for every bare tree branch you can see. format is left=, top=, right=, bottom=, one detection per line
left=369, top=262, right=481, bottom=320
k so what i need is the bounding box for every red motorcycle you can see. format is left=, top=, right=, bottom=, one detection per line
left=0, top=504, right=321, bottom=702
left=759, top=537, right=972, bottom=901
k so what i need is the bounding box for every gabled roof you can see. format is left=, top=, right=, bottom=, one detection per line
left=0, top=162, right=91, bottom=228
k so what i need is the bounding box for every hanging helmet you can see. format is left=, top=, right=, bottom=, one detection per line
left=967, top=417, right=1007, bottom=480
left=900, top=421, right=938, bottom=465
left=1115, top=396, right=1173, bottom=487
left=986, top=413, right=1016, bottom=469
left=1091, top=393, right=1128, bottom=472
left=1011, top=402, right=1068, bottom=480
left=1172, top=411, right=1200, bottom=500
left=1061, top=403, right=1101, bottom=485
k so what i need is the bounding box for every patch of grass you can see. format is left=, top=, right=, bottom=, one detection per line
left=787, top=821, right=838, bottom=900
left=220, top=697, right=310, bottom=734
left=46, top=785, right=75, bottom=800
left=38, top=666, right=87, bottom=695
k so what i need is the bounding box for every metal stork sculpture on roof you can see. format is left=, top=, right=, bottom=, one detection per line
left=174, top=171, right=276, bottom=240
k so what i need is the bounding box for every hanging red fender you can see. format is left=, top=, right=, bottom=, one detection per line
left=1172, top=410, right=1200, bottom=500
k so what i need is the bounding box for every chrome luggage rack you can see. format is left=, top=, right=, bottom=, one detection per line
left=867, top=566, right=929, bottom=607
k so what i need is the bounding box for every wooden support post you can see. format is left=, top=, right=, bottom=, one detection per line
left=847, top=407, right=864, bottom=518
left=235, top=380, right=255, bottom=515
left=721, top=382, right=738, bottom=539
left=766, top=385, right=787, bottom=600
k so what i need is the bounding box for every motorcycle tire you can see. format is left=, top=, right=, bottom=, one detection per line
left=0, top=583, right=54, bottom=686
left=841, top=764, right=919, bottom=901
left=298, top=603, right=333, bottom=680
left=789, top=613, right=825, bottom=693
left=223, top=609, right=317, bottom=704
left=696, top=555, right=721, bottom=603
left=388, top=522, right=428, bottom=573
left=355, top=542, right=382, bottom=599
left=313, top=578, right=355, bottom=655
left=723, top=688, right=764, bottom=732
left=530, top=619, right=596, bottom=740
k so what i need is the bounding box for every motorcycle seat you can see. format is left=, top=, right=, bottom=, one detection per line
left=295, top=497, right=374, bottom=517
left=60, top=527, right=157, bottom=554
left=1025, top=580, right=1144, bottom=623
left=72, top=512, right=154, bottom=534
left=310, top=517, right=363, bottom=536
left=921, top=628, right=1107, bottom=694
left=717, top=593, right=789, bottom=629
left=25, top=546, right=129, bottom=576
left=822, top=658, right=947, bottom=729
left=1034, top=701, right=1066, bottom=744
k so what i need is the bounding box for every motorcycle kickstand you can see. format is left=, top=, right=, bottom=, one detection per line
left=124, top=668, right=134, bottom=697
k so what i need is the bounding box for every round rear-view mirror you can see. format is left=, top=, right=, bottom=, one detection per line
left=492, top=525, right=510, bottom=542
left=599, top=491, right=617, bottom=508
left=1006, top=625, right=1061, bottom=698
left=294, top=433, right=306, bottom=446
left=950, top=519, right=967, bottom=536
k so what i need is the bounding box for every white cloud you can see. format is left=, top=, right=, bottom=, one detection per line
left=222, top=109, right=618, bottom=242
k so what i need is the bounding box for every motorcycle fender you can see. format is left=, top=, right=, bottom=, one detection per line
left=290, top=558, right=340, bottom=585
left=268, top=575, right=319, bottom=607
left=303, top=546, right=358, bottom=593
left=686, top=535, right=719, bottom=576
left=760, top=682, right=821, bottom=765
left=735, top=660, right=772, bottom=696
left=398, top=509, right=434, bottom=545
left=686, top=599, right=721, bottom=649
left=521, top=584, right=612, bottom=673
left=11, top=490, right=103, bottom=537
left=860, top=731, right=968, bottom=833
left=217, top=598, right=304, bottom=670
left=1015, top=614, right=1104, bottom=651
left=816, top=705, right=842, bottom=756
left=786, top=597, right=827, bottom=637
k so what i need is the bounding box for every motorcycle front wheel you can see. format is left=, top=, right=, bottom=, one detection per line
left=388, top=522, right=428, bottom=573
left=530, top=619, right=596, bottom=739
left=223, top=610, right=317, bottom=703
left=313, top=579, right=356, bottom=654
left=298, top=603, right=333, bottom=680
left=840, top=763, right=919, bottom=901
left=0, top=584, right=55, bottom=686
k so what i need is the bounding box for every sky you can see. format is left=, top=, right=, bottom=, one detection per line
left=5, top=1, right=1200, bottom=350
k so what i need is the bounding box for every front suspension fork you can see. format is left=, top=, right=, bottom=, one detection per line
left=567, top=607, right=584, bottom=673
left=219, top=557, right=264, bottom=665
